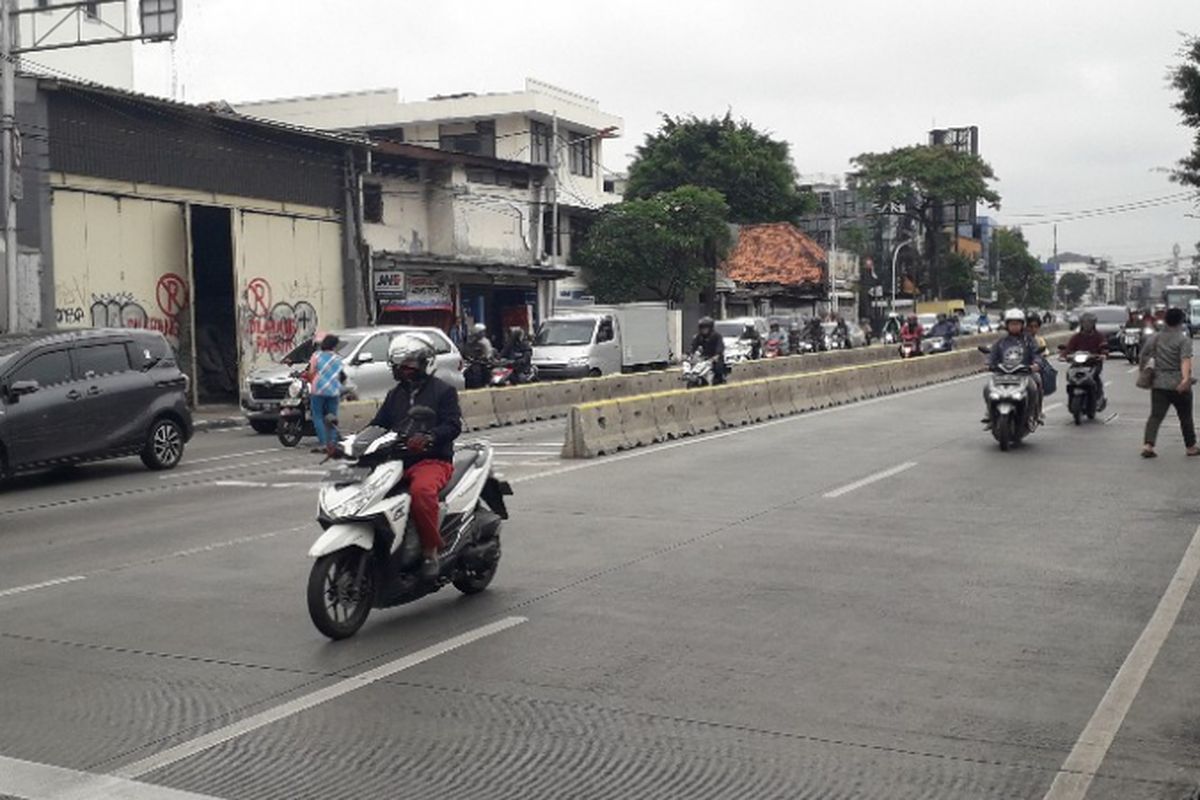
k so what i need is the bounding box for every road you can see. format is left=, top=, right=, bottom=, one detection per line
left=1, top=366, right=1198, bottom=799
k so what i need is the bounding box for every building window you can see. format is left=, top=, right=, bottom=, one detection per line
left=531, top=121, right=552, bottom=165
left=568, top=131, right=593, bottom=178
left=363, top=182, right=383, bottom=224
left=84, top=1, right=100, bottom=20
left=439, top=120, right=496, bottom=158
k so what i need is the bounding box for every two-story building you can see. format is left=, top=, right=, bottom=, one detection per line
left=237, top=79, right=624, bottom=322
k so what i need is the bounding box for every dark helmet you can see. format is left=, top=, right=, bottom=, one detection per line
left=698, top=316, right=714, bottom=331
left=1078, top=312, right=1097, bottom=332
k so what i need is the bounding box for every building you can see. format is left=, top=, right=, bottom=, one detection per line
left=236, top=79, right=624, bottom=306
left=1049, top=252, right=1114, bottom=305
left=11, top=76, right=364, bottom=406
left=719, top=223, right=828, bottom=318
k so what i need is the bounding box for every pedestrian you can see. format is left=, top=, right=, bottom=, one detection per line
left=1140, top=307, right=1199, bottom=458
left=309, top=332, right=345, bottom=455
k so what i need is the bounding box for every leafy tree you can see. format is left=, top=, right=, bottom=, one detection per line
left=1170, top=35, right=1200, bottom=188
left=1057, top=271, right=1090, bottom=307
left=850, top=145, right=1001, bottom=296
left=994, top=228, right=1053, bottom=308
left=626, top=113, right=814, bottom=223
left=939, top=252, right=977, bottom=301
left=578, top=185, right=730, bottom=303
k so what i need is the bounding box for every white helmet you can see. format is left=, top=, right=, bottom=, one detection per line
left=471, top=323, right=487, bottom=335
left=387, top=332, right=437, bottom=376
left=1003, top=308, right=1026, bottom=324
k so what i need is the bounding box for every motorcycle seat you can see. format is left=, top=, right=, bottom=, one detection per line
left=440, top=449, right=482, bottom=500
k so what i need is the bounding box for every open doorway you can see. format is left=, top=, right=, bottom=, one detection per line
left=190, top=206, right=237, bottom=405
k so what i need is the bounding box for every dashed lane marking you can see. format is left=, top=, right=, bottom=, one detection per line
left=0, top=575, right=86, bottom=599
left=0, top=755, right=223, bottom=800
left=822, top=462, right=917, bottom=499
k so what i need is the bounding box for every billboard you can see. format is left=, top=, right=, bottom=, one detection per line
left=929, top=126, right=979, bottom=232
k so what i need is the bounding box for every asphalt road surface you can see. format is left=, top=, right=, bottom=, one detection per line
left=2, top=366, right=1199, bottom=799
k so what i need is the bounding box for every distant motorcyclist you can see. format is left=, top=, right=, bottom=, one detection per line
left=766, top=321, right=789, bottom=355
left=833, top=315, right=850, bottom=347
left=369, top=333, right=463, bottom=579
left=900, top=314, right=923, bottom=347
left=739, top=322, right=763, bottom=359
left=501, top=327, right=533, bottom=375
left=690, top=317, right=727, bottom=384
left=787, top=320, right=803, bottom=354
left=929, top=314, right=956, bottom=339
left=803, top=316, right=825, bottom=351
left=462, top=323, right=494, bottom=361
left=988, top=308, right=1043, bottom=422
left=1065, top=311, right=1109, bottom=406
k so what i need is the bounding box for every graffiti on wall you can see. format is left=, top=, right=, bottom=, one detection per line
left=240, top=276, right=319, bottom=361
left=75, top=274, right=190, bottom=344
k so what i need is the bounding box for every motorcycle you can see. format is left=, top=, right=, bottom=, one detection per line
left=923, top=334, right=954, bottom=354
left=463, top=357, right=493, bottom=390
left=899, top=338, right=922, bottom=359
left=764, top=338, right=787, bottom=358
left=979, top=345, right=1040, bottom=451
left=681, top=352, right=717, bottom=388
left=306, top=410, right=513, bottom=640
left=491, top=360, right=538, bottom=387
left=278, top=374, right=357, bottom=448
left=1121, top=326, right=1144, bottom=364
left=1061, top=349, right=1106, bottom=425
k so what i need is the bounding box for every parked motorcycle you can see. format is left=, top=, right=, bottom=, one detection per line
left=490, top=360, right=538, bottom=387
left=306, top=411, right=512, bottom=640
left=1061, top=349, right=1106, bottom=425
left=979, top=344, right=1040, bottom=451
left=681, top=352, right=717, bottom=388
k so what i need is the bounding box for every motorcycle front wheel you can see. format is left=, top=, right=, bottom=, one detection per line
left=307, top=549, right=375, bottom=640
left=995, top=415, right=1014, bottom=451
left=277, top=418, right=304, bottom=447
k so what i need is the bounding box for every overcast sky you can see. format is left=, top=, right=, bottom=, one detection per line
left=135, top=0, right=1200, bottom=266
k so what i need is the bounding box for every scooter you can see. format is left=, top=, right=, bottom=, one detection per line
left=463, top=357, right=492, bottom=390
left=1061, top=348, right=1106, bottom=425
left=681, top=351, right=717, bottom=388
left=979, top=344, right=1040, bottom=451
left=923, top=334, right=954, bottom=354
left=491, top=360, right=538, bottom=387
left=278, top=375, right=357, bottom=448
left=899, top=338, right=922, bottom=358
left=306, top=409, right=513, bottom=640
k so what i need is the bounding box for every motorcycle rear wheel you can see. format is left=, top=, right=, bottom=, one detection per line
left=453, top=538, right=501, bottom=595
left=277, top=418, right=303, bottom=447
left=307, top=549, right=375, bottom=640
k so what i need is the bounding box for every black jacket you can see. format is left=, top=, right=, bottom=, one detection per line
left=369, top=375, right=463, bottom=465
left=690, top=331, right=725, bottom=360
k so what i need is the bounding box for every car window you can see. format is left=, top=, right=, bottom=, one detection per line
left=359, top=334, right=391, bottom=363
left=10, top=349, right=72, bottom=387
left=74, top=343, right=131, bottom=378
left=423, top=330, right=452, bottom=354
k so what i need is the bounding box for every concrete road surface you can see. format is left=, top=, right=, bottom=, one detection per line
left=1, top=367, right=1198, bottom=799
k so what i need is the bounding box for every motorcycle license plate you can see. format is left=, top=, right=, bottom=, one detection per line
left=994, top=375, right=1023, bottom=385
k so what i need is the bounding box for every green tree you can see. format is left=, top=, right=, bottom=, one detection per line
left=850, top=145, right=1001, bottom=296
left=1057, top=271, right=1090, bottom=307
left=625, top=113, right=814, bottom=223
left=1170, top=35, right=1200, bottom=188
left=994, top=228, right=1053, bottom=308
left=577, top=185, right=731, bottom=303
left=939, top=252, right=978, bottom=301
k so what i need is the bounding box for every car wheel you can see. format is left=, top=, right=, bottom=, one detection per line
left=249, top=419, right=277, bottom=435
left=141, top=417, right=185, bottom=471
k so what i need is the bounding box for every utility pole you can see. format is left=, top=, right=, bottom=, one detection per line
left=829, top=211, right=837, bottom=319
left=549, top=111, right=559, bottom=268
left=2, top=0, right=15, bottom=333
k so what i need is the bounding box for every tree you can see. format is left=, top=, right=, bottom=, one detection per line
left=850, top=145, right=1001, bottom=296
left=994, top=228, right=1053, bottom=308
left=1170, top=35, right=1200, bottom=188
left=577, top=185, right=731, bottom=303
left=1057, top=271, right=1090, bottom=307
left=625, top=113, right=814, bottom=223
left=939, top=252, right=977, bottom=301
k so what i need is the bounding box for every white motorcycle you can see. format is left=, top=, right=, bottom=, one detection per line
left=681, top=351, right=717, bottom=388
left=306, top=409, right=512, bottom=640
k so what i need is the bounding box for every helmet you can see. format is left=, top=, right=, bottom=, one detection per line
left=1003, top=308, right=1026, bottom=323
left=698, top=316, right=714, bottom=330
left=471, top=323, right=487, bottom=335
left=1079, top=312, right=1097, bottom=330
left=388, top=332, right=436, bottom=379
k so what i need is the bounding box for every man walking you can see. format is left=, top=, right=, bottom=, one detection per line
left=1141, top=307, right=1199, bottom=458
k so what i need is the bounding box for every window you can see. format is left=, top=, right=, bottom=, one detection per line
left=363, top=182, right=383, bottom=224
left=84, top=1, right=100, bottom=20
left=439, top=120, right=496, bottom=158
left=75, top=344, right=130, bottom=378
left=425, top=331, right=452, bottom=355
left=359, top=334, right=391, bottom=364
left=597, top=319, right=614, bottom=343
left=568, top=131, right=593, bottom=177
left=11, top=350, right=72, bottom=387
left=531, top=121, right=552, bottom=165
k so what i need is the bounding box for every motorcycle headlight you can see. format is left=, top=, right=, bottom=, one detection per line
left=989, top=391, right=1002, bottom=401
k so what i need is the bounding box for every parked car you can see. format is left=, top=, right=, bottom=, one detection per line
left=0, top=329, right=193, bottom=478
left=242, top=326, right=465, bottom=433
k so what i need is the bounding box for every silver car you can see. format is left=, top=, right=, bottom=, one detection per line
left=242, top=326, right=464, bottom=433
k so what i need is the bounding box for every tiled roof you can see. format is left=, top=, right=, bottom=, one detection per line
left=723, top=223, right=827, bottom=287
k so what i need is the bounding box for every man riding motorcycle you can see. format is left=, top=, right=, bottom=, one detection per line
left=690, top=317, right=727, bottom=384
left=368, top=333, right=464, bottom=579
left=900, top=314, right=923, bottom=348
left=1065, top=311, right=1109, bottom=407
left=462, top=323, right=494, bottom=361
left=739, top=322, right=763, bottom=360
left=987, top=308, right=1043, bottom=423
left=500, top=327, right=534, bottom=383
left=766, top=321, right=790, bottom=356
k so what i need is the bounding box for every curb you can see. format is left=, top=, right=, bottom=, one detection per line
left=193, top=416, right=247, bottom=432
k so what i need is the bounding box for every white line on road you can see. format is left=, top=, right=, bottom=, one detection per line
left=0, top=755, right=223, bottom=800
left=159, top=456, right=293, bottom=480
left=1045, top=402, right=1063, bottom=413
left=212, top=480, right=320, bottom=489
left=1103, top=413, right=1120, bottom=425
left=822, top=462, right=917, bottom=499
left=112, top=616, right=528, bottom=779
left=182, top=448, right=280, bottom=466
left=1042, top=523, right=1200, bottom=800
left=0, top=575, right=86, bottom=599
left=487, top=442, right=562, bottom=448
left=1127, top=365, right=1139, bottom=374
left=1105, top=381, right=1113, bottom=388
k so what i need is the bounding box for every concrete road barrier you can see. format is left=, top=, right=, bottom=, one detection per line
left=460, top=390, right=499, bottom=431
left=492, top=385, right=531, bottom=426
left=339, top=399, right=380, bottom=430
left=651, top=392, right=693, bottom=439
left=714, top=384, right=752, bottom=427
left=617, top=397, right=661, bottom=448
left=561, top=403, right=626, bottom=458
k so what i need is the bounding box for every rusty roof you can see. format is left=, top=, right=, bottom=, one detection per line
left=723, top=223, right=827, bottom=287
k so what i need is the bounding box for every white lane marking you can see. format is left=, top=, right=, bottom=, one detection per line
left=1105, top=381, right=1113, bottom=388
left=113, top=616, right=528, bottom=779
left=1043, top=523, right=1200, bottom=800
left=280, top=468, right=329, bottom=476
left=823, top=462, right=917, bottom=499
left=0, top=755, right=223, bottom=800
left=488, top=442, right=562, bottom=448
left=495, top=461, right=560, bottom=467
left=490, top=451, right=562, bottom=457
left=511, top=372, right=988, bottom=485
left=159, top=456, right=293, bottom=480
left=182, top=448, right=279, bottom=466
left=1045, top=402, right=1063, bottom=413
left=1103, top=413, right=1120, bottom=425
left=212, top=480, right=320, bottom=489
left=1127, top=365, right=1139, bottom=374
left=0, top=575, right=86, bottom=598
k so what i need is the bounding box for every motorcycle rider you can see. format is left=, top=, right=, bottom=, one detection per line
left=833, top=315, right=851, bottom=347
left=803, top=316, right=825, bottom=350
left=766, top=321, right=789, bottom=355
left=1065, top=311, right=1109, bottom=407
left=900, top=314, right=923, bottom=350
left=930, top=314, right=955, bottom=339
left=501, top=327, right=534, bottom=382
left=462, top=323, right=494, bottom=361
left=690, top=317, right=727, bottom=384
left=988, top=308, right=1043, bottom=423
left=369, top=333, right=464, bottom=579
left=739, top=322, right=763, bottom=359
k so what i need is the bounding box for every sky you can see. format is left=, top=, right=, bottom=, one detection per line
left=111, top=1, right=1200, bottom=267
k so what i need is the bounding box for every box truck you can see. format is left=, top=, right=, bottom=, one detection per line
left=532, top=302, right=675, bottom=379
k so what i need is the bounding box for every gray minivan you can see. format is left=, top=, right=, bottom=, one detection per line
left=0, top=329, right=193, bottom=478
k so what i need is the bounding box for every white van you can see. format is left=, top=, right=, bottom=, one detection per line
left=1188, top=299, right=1200, bottom=338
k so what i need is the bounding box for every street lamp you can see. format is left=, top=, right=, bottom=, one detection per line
left=890, top=238, right=914, bottom=315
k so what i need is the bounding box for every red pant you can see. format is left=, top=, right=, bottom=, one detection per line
left=406, top=459, right=453, bottom=553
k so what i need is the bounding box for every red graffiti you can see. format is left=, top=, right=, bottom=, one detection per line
left=245, top=278, right=272, bottom=317
left=246, top=315, right=300, bottom=356
left=156, top=273, right=188, bottom=317
left=127, top=316, right=181, bottom=339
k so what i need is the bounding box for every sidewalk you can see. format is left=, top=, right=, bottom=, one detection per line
left=192, top=404, right=247, bottom=432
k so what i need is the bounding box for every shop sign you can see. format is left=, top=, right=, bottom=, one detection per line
left=374, top=270, right=407, bottom=297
